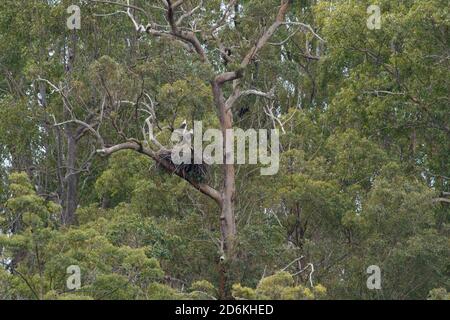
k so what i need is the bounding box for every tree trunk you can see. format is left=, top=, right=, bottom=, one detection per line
left=211, top=77, right=238, bottom=299
left=61, top=31, right=79, bottom=225
left=220, top=124, right=237, bottom=258
left=212, top=80, right=237, bottom=260
left=62, top=131, right=78, bottom=225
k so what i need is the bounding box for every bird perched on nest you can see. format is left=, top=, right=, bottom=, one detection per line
left=179, top=119, right=187, bottom=131
left=159, top=120, right=208, bottom=182
left=174, top=120, right=193, bottom=143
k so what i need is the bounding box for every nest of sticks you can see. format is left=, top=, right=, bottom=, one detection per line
left=158, top=149, right=209, bottom=182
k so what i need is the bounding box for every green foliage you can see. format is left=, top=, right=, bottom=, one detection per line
left=232, top=272, right=327, bottom=300
left=0, top=0, right=448, bottom=301
left=428, top=288, right=450, bottom=300
left=188, top=280, right=218, bottom=300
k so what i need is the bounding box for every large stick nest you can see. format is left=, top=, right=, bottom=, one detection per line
left=158, top=149, right=209, bottom=183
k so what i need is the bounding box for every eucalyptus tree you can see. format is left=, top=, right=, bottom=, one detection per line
left=56, top=0, right=325, bottom=294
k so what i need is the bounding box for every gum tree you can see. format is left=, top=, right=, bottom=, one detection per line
left=69, top=0, right=324, bottom=293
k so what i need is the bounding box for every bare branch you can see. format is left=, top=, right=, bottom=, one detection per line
left=220, top=0, right=291, bottom=107
left=210, top=0, right=237, bottom=34
left=280, top=256, right=304, bottom=272
left=264, top=102, right=286, bottom=134
left=97, top=142, right=222, bottom=205
left=90, top=0, right=151, bottom=21
left=282, top=22, right=326, bottom=43
left=292, top=262, right=315, bottom=287
left=433, top=197, right=450, bottom=204
left=53, top=118, right=105, bottom=147
left=215, top=71, right=241, bottom=86
left=225, top=87, right=275, bottom=111
left=176, top=0, right=203, bottom=26
left=269, top=26, right=301, bottom=46
left=240, top=0, right=290, bottom=69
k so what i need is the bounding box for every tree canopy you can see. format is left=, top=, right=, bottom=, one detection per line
left=0, top=0, right=448, bottom=300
